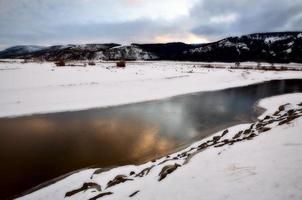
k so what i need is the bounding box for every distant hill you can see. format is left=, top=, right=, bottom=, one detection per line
left=1, top=32, right=301, bottom=63
left=0, top=45, right=46, bottom=58
left=181, top=32, right=302, bottom=63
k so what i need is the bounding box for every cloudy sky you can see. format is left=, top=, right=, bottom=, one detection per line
left=0, top=0, right=301, bottom=49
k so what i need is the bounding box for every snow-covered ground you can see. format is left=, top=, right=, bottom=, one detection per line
left=18, top=93, right=302, bottom=200
left=2, top=60, right=301, bottom=199
left=0, top=60, right=302, bottom=118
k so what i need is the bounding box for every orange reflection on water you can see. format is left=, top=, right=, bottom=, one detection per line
left=89, top=117, right=178, bottom=162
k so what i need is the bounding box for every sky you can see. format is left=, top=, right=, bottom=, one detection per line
left=0, top=0, right=301, bottom=50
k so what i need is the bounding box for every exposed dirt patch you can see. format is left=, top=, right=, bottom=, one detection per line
left=106, top=175, right=133, bottom=188
left=89, top=192, right=113, bottom=200
left=65, top=182, right=102, bottom=197
left=129, top=190, right=140, bottom=197
left=159, top=164, right=181, bottom=181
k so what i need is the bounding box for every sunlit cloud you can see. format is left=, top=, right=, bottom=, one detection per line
left=154, top=33, right=209, bottom=44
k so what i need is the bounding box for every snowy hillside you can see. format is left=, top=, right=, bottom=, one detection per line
left=183, top=32, right=302, bottom=63
left=22, top=43, right=120, bottom=61
left=105, top=45, right=158, bottom=60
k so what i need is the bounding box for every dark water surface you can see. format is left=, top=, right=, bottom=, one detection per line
left=0, top=79, right=302, bottom=199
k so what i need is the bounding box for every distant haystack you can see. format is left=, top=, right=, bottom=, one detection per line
left=116, top=60, right=126, bottom=68
left=88, top=61, right=96, bottom=66
left=55, top=59, right=65, bottom=67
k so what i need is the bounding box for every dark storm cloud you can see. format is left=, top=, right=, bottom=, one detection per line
left=0, top=0, right=193, bottom=48
left=191, top=0, right=302, bottom=38
left=43, top=19, right=179, bottom=44
left=0, top=18, right=182, bottom=46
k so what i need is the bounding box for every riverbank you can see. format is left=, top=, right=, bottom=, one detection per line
left=18, top=93, right=302, bottom=200
left=1, top=60, right=302, bottom=118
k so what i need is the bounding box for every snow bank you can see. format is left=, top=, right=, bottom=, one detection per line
left=258, top=93, right=302, bottom=118
left=18, top=93, right=302, bottom=200
left=1, top=61, right=302, bottom=118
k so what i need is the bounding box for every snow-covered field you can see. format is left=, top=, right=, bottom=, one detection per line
left=0, top=60, right=302, bottom=118
left=18, top=93, right=302, bottom=200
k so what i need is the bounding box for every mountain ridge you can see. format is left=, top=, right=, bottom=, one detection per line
left=1, top=32, right=301, bottom=63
